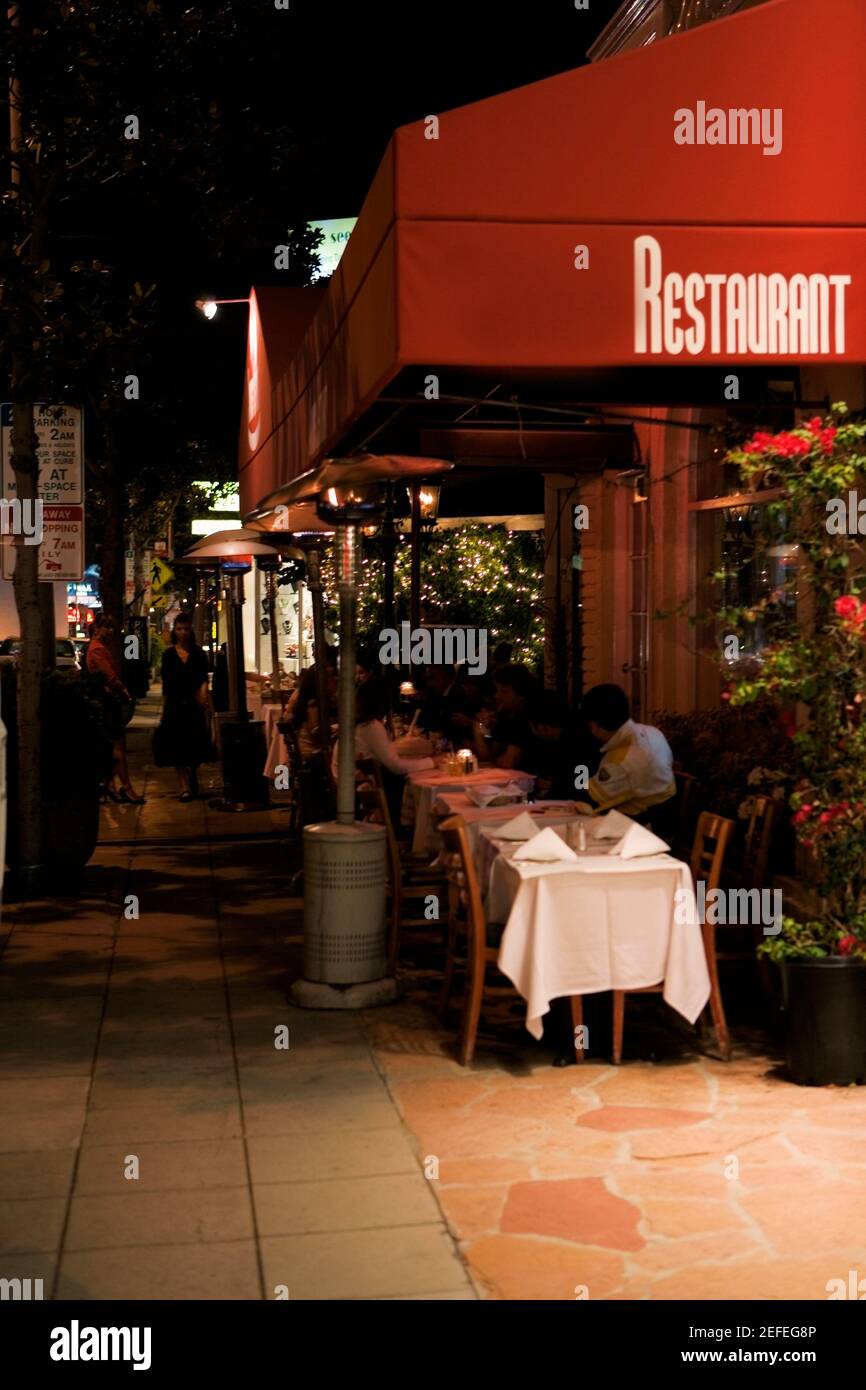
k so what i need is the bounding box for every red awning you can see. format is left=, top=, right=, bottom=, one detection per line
left=239, top=0, right=866, bottom=511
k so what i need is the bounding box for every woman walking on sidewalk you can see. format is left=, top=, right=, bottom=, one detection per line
left=153, top=612, right=212, bottom=802
left=86, top=612, right=145, bottom=804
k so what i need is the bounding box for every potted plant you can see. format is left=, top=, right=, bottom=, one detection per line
left=719, top=405, right=866, bottom=1083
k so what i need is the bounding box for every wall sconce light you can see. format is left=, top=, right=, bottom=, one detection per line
left=418, top=485, right=440, bottom=525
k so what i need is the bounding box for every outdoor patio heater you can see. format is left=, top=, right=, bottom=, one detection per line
left=244, top=500, right=335, bottom=749
left=184, top=529, right=302, bottom=811
left=245, top=454, right=452, bottom=1006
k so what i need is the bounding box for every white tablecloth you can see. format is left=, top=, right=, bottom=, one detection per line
left=470, top=808, right=585, bottom=891
left=407, top=766, right=536, bottom=853
left=492, top=845, right=709, bottom=1039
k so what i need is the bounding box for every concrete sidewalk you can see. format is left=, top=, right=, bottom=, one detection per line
left=0, top=701, right=477, bottom=1301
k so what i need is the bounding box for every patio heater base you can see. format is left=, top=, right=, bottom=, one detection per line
left=288, top=976, right=402, bottom=1010
left=300, top=820, right=389, bottom=987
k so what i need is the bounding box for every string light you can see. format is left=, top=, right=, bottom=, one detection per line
left=320, top=524, right=544, bottom=663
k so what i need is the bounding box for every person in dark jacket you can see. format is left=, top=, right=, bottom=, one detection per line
left=154, top=613, right=212, bottom=802
left=528, top=691, right=599, bottom=800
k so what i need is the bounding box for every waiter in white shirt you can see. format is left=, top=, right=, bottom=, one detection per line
left=577, top=684, right=676, bottom=826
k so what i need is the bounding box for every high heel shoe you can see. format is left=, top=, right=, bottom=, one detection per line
left=118, top=788, right=146, bottom=805
left=102, top=785, right=122, bottom=803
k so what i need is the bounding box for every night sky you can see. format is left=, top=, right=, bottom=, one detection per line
left=101, top=1, right=623, bottom=479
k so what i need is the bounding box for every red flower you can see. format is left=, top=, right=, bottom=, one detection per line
left=806, top=417, right=824, bottom=434
left=744, top=430, right=774, bottom=454
left=838, top=935, right=857, bottom=956
left=820, top=426, right=837, bottom=453
left=801, top=838, right=814, bottom=849
left=819, top=811, right=833, bottom=825
left=800, top=804, right=813, bottom=816
left=791, top=809, right=811, bottom=826
left=835, top=596, right=860, bottom=620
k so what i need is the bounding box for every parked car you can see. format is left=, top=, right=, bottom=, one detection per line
left=0, top=637, right=79, bottom=669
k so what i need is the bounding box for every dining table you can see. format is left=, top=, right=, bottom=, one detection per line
left=474, top=814, right=710, bottom=1041
left=406, top=765, right=537, bottom=854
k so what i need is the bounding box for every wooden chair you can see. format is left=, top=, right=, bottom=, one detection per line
left=438, top=814, right=585, bottom=1067
left=359, top=782, right=445, bottom=976
left=740, top=794, right=777, bottom=892
left=718, top=795, right=778, bottom=992
left=611, top=810, right=735, bottom=1064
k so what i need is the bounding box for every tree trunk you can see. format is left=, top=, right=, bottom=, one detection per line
left=10, top=393, right=43, bottom=875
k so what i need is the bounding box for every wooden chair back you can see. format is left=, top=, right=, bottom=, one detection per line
left=438, top=815, right=488, bottom=991
left=742, top=794, right=777, bottom=891
left=690, top=811, right=735, bottom=894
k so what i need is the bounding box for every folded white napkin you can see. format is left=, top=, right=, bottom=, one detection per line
left=488, top=811, right=539, bottom=841
left=465, top=783, right=506, bottom=806
left=616, top=822, right=670, bottom=859
left=512, top=826, right=579, bottom=862
left=592, top=808, right=634, bottom=840
left=466, top=783, right=526, bottom=807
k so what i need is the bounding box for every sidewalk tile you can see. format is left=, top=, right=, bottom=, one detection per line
left=57, top=1240, right=261, bottom=1300
left=253, top=1173, right=442, bottom=1236
left=243, top=1087, right=402, bottom=1137
left=0, top=1197, right=67, bottom=1254
left=74, top=1138, right=248, bottom=1194
left=248, top=1129, right=418, bottom=1185
left=260, top=1225, right=470, bottom=1300
left=83, top=1101, right=243, bottom=1145
left=0, top=1150, right=77, bottom=1199
left=65, top=1187, right=254, bottom=1250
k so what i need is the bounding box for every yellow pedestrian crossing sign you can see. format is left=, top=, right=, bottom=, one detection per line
left=150, top=556, right=174, bottom=596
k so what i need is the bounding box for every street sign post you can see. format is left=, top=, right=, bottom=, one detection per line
left=0, top=404, right=84, bottom=582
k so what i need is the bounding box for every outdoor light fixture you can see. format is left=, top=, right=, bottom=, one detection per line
left=418, top=485, right=440, bottom=524
left=195, top=296, right=249, bottom=321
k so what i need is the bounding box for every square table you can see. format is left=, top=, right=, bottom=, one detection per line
left=484, top=829, right=709, bottom=1040
left=406, top=766, right=536, bottom=854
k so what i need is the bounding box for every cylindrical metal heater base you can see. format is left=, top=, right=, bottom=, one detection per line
left=302, top=821, right=388, bottom=984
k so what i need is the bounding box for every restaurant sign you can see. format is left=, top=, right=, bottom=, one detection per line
left=634, top=236, right=851, bottom=357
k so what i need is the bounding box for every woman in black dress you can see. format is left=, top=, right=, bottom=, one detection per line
left=155, top=613, right=212, bottom=802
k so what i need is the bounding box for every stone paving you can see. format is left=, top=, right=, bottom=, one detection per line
left=2, top=699, right=865, bottom=1301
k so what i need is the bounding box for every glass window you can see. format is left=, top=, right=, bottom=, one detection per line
left=697, top=504, right=798, bottom=660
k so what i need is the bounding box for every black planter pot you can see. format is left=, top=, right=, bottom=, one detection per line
left=780, top=958, right=866, bottom=1085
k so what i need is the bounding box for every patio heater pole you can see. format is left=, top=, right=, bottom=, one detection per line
left=266, top=569, right=281, bottom=685
left=410, top=484, right=421, bottom=632
left=222, top=567, right=248, bottom=719
left=335, top=523, right=358, bottom=824
left=381, top=485, right=396, bottom=634
left=303, top=544, right=331, bottom=746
